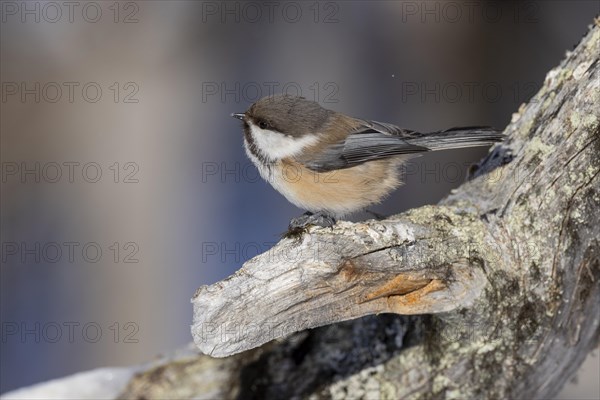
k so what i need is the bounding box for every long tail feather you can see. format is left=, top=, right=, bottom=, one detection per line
left=407, top=127, right=504, bottom=151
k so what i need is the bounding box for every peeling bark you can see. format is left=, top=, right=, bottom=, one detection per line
left=119, top=21, right=600, bottom=399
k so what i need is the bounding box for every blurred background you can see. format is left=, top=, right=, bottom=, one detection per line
left=1, top=0, right=598, bottom=397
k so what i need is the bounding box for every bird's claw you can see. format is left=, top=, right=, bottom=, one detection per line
left=284, top=212, right=336, bottom=238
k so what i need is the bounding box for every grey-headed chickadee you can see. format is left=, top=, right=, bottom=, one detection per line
left=232, top=94, right=502, bottom=230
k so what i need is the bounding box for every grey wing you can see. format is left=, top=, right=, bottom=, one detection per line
left=303, top=119, right=429, bottom=172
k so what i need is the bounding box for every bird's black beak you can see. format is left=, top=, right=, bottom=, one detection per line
left=231, top=113, right=245, bottom=121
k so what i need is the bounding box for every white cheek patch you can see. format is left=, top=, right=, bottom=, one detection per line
left=249, top=122, right=319, bottom=160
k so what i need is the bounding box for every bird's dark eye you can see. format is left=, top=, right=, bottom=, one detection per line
left=258, top=120, right=270, bottom=129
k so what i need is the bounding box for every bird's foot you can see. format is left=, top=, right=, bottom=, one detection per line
left=289, top=211, right=336, bottom=229
left=284, top=212, right=336, bottom=238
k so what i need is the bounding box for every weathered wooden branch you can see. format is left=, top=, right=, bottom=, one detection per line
left=191, top=208, right=495, bottom=357
left=135, top=21, right=599, bottom=399
left=7, top=20, right=598, bottom=400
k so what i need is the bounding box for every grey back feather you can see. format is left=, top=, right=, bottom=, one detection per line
left=303, top=120, right=502, bottom=172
